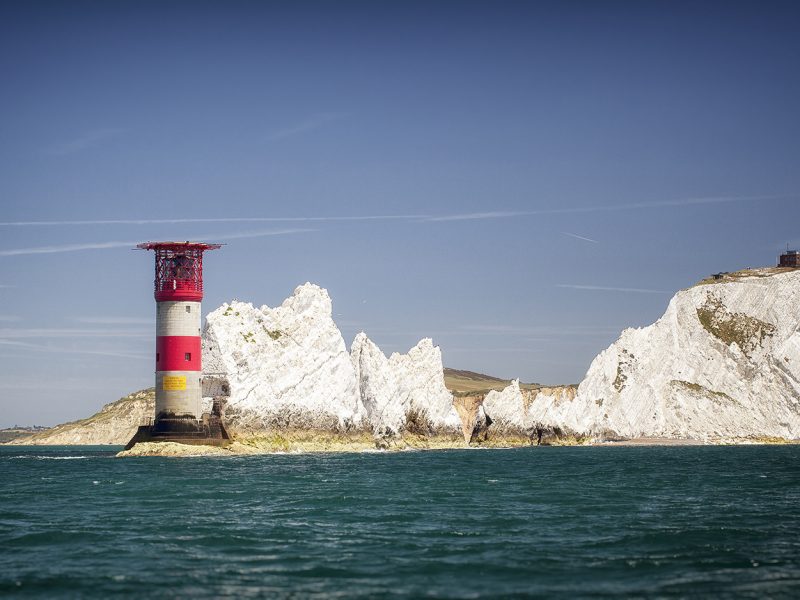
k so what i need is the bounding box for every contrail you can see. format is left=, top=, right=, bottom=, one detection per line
left=0, top=194, right=789, bottom=227
left=561, top=232, right=599, bottom=243
left=0, top=215, right=426, bottom=226
left=266, top=112, right=344, bottom=141
left=0, top=240, right=137, bottom=256
left=423, top=195, right=791, bottom=222
left=0, top=327, right=150, bottom=338
left=422, top=211, right=527, bottom=222
left=74, top=316, right=151, bottom=325
left=0, top=228, right=314, bottom=257
left=46, top=128, right=125, bottom=156
left=0, top=339, right=149, bottom=360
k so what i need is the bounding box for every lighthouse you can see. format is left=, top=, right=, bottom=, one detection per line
left=125, top=241, right=229, bottom=449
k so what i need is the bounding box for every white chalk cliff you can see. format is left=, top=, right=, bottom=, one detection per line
left=202, top=283, right=458, bottom=437
left=524, top=269, right=800, bottom=440
left=202, top=283, right=365, bottom=432
left=483, top=380, right=529, bottom=434
left=351, top=332, right=461, bottom=436
left=481, top=380, right=576, bottom=437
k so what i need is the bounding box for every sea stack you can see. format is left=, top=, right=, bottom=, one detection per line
left=125, top=241, right=229, bottom=449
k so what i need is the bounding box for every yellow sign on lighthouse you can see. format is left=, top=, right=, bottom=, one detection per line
left=162, top=375, right=187, bottom=391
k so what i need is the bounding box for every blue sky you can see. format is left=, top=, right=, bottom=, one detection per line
left=1, top=1, right=798, bottom=427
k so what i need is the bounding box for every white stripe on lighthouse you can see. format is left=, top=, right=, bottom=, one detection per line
left=156, top=301, right=201, bottom=337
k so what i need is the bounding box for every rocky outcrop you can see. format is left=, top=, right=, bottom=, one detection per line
left=202, top=283, right=365, bottom=433
left=529, top=269, right=800, bottom=440
left=116, top=440, right=230, bottom=457
left=483, top=380, right=529, bottom=435
left=351, top=333, right=461, bottom=437
left=9, top=389, right=154, bottom=445
left=202, top=283, right=460, bottom=439
left=480, top=382, right=577, bottom=442
left=452, top=396, right=490, bottom=443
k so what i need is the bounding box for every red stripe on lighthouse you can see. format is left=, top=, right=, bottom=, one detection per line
left=156, top=336, right=202, bottom=371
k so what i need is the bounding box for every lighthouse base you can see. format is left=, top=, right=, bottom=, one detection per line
left=124, top=414, right=231, bottom=450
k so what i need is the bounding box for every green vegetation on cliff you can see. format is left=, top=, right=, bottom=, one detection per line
left=696, top=294, right=775, bottom=356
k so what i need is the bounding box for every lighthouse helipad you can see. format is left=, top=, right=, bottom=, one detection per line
left=125, top=241, right=230, bottom=450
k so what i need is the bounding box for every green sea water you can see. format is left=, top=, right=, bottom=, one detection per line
left=1, top=445, right=799, bottom=598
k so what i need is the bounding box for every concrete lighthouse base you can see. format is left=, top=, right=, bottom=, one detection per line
left=124, top=412, right=231, bottom=450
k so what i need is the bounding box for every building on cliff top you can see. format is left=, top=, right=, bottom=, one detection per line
left=779, top=249, right=800, bottom=268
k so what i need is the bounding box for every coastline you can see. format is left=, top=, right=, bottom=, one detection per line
left=114, top=434, right=799, bottom=457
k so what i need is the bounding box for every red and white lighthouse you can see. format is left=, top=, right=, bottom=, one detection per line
left=138, top=241, right=221, bottom=434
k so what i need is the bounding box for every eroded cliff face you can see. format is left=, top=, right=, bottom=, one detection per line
left=9, top=389, right=154, bottom=445
left=202, top=283, right=365, bottom=433
left=351, top=333, right=461, bottom=437
left=528, top=269, right=800, bottom=440
left=202, top=282, right=458, bottom=438
left=481, top=381, right=577, bottom=441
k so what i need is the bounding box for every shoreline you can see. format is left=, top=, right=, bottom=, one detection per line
left=113, top=435, right=800, bottom=457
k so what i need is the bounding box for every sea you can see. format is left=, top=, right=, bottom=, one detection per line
left=1, top=445, right=799, bottom=599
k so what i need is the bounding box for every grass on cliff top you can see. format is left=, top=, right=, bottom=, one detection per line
left=0, top=429, right=40, bottom=443
left=693, top=266, right=797, bottom=287
left=443, top=368, right=542, bottom=395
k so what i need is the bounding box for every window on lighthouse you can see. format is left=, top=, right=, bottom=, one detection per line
left=185, top=352, right=192, bottom=362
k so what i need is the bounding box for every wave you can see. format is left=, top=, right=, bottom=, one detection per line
left=8, top=455, right=90, bottom=460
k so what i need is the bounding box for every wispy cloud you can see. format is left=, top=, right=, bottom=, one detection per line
left=213, top=228, right=315, bottom=241
left=0, top=194, right=789, bottom=229
left=457, top=324, right=621, bottom=336
left=74, top=316, right=151, bottom=325
left=0, top=228, right=314, bottom=257
left=0, top=240, right=137, bottom=257
left=0, top=328, right=150, bottom=338
left=421, top=194, right=790, bottom=222
left=424, top=211, right=528, bottom=222
left=340, top=324, right=620, bottom=339
left=444, top=347, right=546, bottom=354
left=46, top=128, right=125, bottom=156
left=0, top=339, right=149, bottom=360
left=0, top=216, right=422, bottom=227
left=561, top=231, right=599, bottom=243
left=266, top=112, right=344, bottom=141
left=0, top=377, right=145, bottom=391
left=556, top=284, right=670, bottom=294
